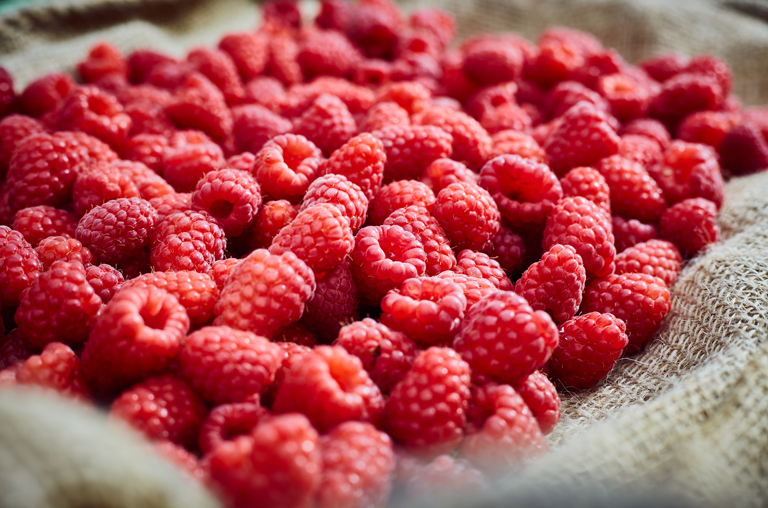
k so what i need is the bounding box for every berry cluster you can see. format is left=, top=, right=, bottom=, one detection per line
left=0, top=0, right=755, bottom=506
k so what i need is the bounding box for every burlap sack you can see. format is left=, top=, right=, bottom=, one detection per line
left=1, top=0, right=767, bottom=507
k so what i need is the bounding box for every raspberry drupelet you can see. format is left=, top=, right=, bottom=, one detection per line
left=320, top=132, right=386, bottom=202
left=431, top=182, right=500, bottom=252
left=0, top=225, right=42, bottom=307
left=300, top=173, right=368, bottom=232
left=302, top=257, right=360, bottom=343
left=383, top=204, right=455, bottom=276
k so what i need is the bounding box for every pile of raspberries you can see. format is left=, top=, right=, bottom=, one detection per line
left=0, top=0, right=765, bottom=506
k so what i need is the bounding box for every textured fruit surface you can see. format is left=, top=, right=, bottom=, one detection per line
left=431, top=182, right=500, bottom=252
left=302, top=258, right=359, bottom=343
left=513, top=371, right=561, bottom=435
left=614, top=239, right=682, bottom=286
left=659, top=197, right=720, bottom=257
left=0, top=225, right=42, bottom=307
left=16, top=342, right=92, bottom=402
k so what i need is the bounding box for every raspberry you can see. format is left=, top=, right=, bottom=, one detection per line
left=242, top=77, right=285, bottom=116
left=179, top=326, right=282, bottom=405
left=526, top=40, right=586, bottom=90
left=298, top=29, right=362, bottom=79
left=384, top=347, right=471, bottom=454
left=191, top=168, right=262, bottom=237
left=659, top=197, right=720, bottom=257
left=120, top=93, right=176, bottom=139
left=549, top=312, right=629, bottom=388
left=546, top=81, right=610, bottom=120
left=638, top=52, right=688, bottom=82
left=542, top=197, right=615, bottom=279
left=166, top=72, right=233, bottom=143
left=651, top=72, right=724, bottom=121
left=226, top=152, right=257, bottom=173
left=479, top=103, right=532, bottom=134
left=118, top=247, right=152, bottom=279
left=350, top=225, right=427, bottom=304
left=273, top=345, right=384, bottom=432
left=383, top=205, right=455, bottom=276
left=247, top=199, right=297, bottom=249
left=543, top=101, right=620, bottom=176
left=315, top=422, right=395, bottom=508
left=677, top=110, right=738, bottom=150
left=595, top=155, right=667, bottom=224
left=162, top=136, right=225, bottom=193
left=316, top=0, right=352, bottom=31
left=404, top=455, right=487, bottom=500
left=232, top=104, right=292, bottom=154
left=219, top=32, right=269, bottom=82
left=514, top=244, right=586, bottom=324
left=206, top=413, right=321, bottom=508
left=358, top=101, right=410, bottom=133
left=0, top=115, right=45, bottom=175
left=454, top=250, right=512, bottom=290
left=560, top=166, right=611, bottom=212
left=621, top=118, right=671, bottom=149
left=151, top=440, right=207, bottom=483
left=85, top=263, right=124, bottom=303
left=302, top=258, right=359, bottom=343
left=618, top=133, right=664, bottom=168
left=612, top=215, right=658, bottom=253
left=263, top=342, right=313, bottom=408
left=320, top=133, right=386, bottom=202
left=718, top=123, right=768, bottom=176
left=187, top=47, right=245, bottom=106
left=582, top=273, right=670, bottom=352
left=275, top=322, right=317, bottom=347
left=210, top=258, right=239, bottom=291
left=0, top=330, right=35, bottom=371
left=346, top=0, right=403, bottom=59
left=77, top=42, right=128, bottom=83
left=479, top=154, right=562, bottom=231
left=56, top=86, right=132, bottom=151
left=279, top=77, right=374, bottom=119
left=434, top=271, right=497, bottom=310
left=0, top=67, right=14, bottom=119
left=432, top=182, right=500, bottom=252
left=614, top=238, right=682, bottom=287
left=0, top=226, right=42, bottom=307
left=270, top=203, right=355, bottom=274
left=34, top=236, right=93, bottom=269
left=408, top=7, right=455, bottom=49
left=464, top=81, right=518, bottom=120
left=373, top=124, right=452, bottom=183
left=266, top=27, right=303, bottom=86
left=649, top=140, right=724, bottom=209
left=453, top=291, right=559, bottom=384
left=489, top=130, right=548, bottom=164
left=685, top=54, right=733, bottom=95
left=484, top=226, right=525, bottom=274
left=300, top=174, right=368, bottom=232
left=149, top=192, right=192, bottom=223
left=597, top=72, right=654, bottom=121
left=19, top=72, right=76, bottom=118
left=199, top=397, right=269, bottom=455
left=116, top=163, right=174, bottom=202
left=122, top=133, right=169, bottom=173
left=252, top=133, right=322, bottom=203
left=72, top=162, right=140, bottom=216
left=150, top=210, right=226, bottom=274
left=12, top=205, right=77, bottom=246
left=422, top=158, right=476, bottom=192
left=111, top=374, right=207, bottom=449
left=351, top=58, right=392, bottom=87
left=81, top=286, right=190, bottom=393
left=369, top=180, right=436, bottom=226
left=292, top=94, right=357, bottom=156
left=75, top=197, right=156, bottom=265
left=374, top=81, right=430, bottom=115
left=416, top=107, right=491, bottom=170
left=16, top=342, right=91, bottom=402
left=127, top=49, right=178, bottom=84
left=213, top=249, right=315, bottom=338
left=513, top=371, right=560, bottom=435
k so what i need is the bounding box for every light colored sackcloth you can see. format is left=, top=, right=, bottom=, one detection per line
left=1, top=0, right=768, bottom=506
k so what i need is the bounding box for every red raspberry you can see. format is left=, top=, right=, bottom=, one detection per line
left=199, top=397, right=269, bottom=455
left=375, top=81, right=431, bottom=115
left=0, top=225, right=42, bottom=307
left=550, top=312, right=629, bottom=388
left=373, top=125, right=452, bottom=183
left=384, top=347, right=470, bottom=454
left=19, top=72, right=76, bottom=118
left=275, top=322, right=317, bottom=347
left=612, top=215, right=658, bottom=253
left=0, top=115, right=45, bottom=175
left=546, top=80, right=610, bottom=120
left=320, top=133, right=386, bottom=202
left=677, top=110, right=738, bottom=150
left=416, top=107, right=491, bottom=170
left=122, top=100, right=176, bottom=140
left=75, top=197, right=156, bottom=265
left=659, top=197, right=720, bottom=257
left=85, top=263, right=124, bottom=303
left=219, top=32, right=269, bottom=82
left=118, top=271, right=218, bottom=327
left=618, top=133, right=664, bottom=168
left=408, top=7, right=455, bottom=49
left=316, top=0, right=352, bottom=31
left=651, top=72, right=724, bottom=121
left=422, top=158, right=476, bottom=192
left=597, top=72, right=654, bottom=121
left=300, top=174, right=368, bottom=233
left=358, top=101, right=410, bottom=133
left=56, top=86, right=132, bottom=151
left=685, top=54, right=733, bottom=95
left=111, top=374, right=207, bottom=449
left=72, top=162, right=140, bottom=216
left=479, top=154, right=562, bottom=231
left=122, top=133, right=169, bottom=173
left=115, top=161, right=175, bottom=201
left=464, top=81, right=518, bottom=120
left=649, top=140, right=724, bottom=208
left=351, top=58, right=392, bottom=87
left=315, top=422, right=395, bottom=508
left=166, top=72, right=233, bottom=143
left=514, top=244, right=586, bottom=324
left=462, top=40, right=523, bottom=86
left=16, top=342, right=91, bottom=402
left=149, top=192, right=192, bottom=223
left=126, top=49, right=178, bottom=84
left=542, top=197, right=615, bottom=279
left=301, top=258, right=359, bottom=343
left=434, top=271, right=497, bottom=310
left=479, top=103, right=532, bottom=135
left=270, top=203, right=355, bottom=274
left=595, top=155, right=667, bottom=224
left=0, top=330, right=35, bottom=371
left=179, top=326, right=282, bottom=405
left=206, top=413, right=321, bottom=508
left=346, top=0, right=403, bottom=59
left=298, top=29, right=362, bottom=79
left=34, top=236, right=93, bottom=269
left=252, top=133, right=322, bottom=203
left=232, top=104, right=292, bottom=154
left=247, top=199, right=298, bottom=249
left=543, top=101, right=620, bottom=177
left=432, top=182, right=500, bottom=252
left=454, top=250, right=512, bottom=290
left=81, top=286, right=190, bottom=393
left=77, top=42, right=127, bottom=83
left=292, top=94, right=357, bottom=156
left=368, top=180, right=436, bottom=226
left=621, top=118, right=671, bottom=149
left=483, top=226, right=525, bottom=274
left=383, top=205, right=455, bottom=276
left=404, top=454, right=487, bottom=500
left=151, top=440, right=207, bottom=483
left=0, top=67, right=14, bottom=118
left=513, top=371, right=560, bottom=435
left=718, top=123, right=768, bottom=176
left=273, top=345, right=384, bottom=432
left=453, top=291, right=559, bottom=384
left=614, top=239, right=682, bottom=287
left=162, top=137, right=225, bottom=193
left=639, top=52, right=688, bottom=82
left=214, top=249, right=315, bottom=338
left=279, top=77, right=374, bottom=119
left=742, top=106, right=768, bottom=139
left=187, top=47, right=244, bottom=106
left=582, top=273, right=670, bottom=352
left=380, top=275, right=466, bottom=345
left=226, top=152, right=257, bottom=172
left=459, top=383, right=547, bottom=473
left=491, top=129, right=548, bottom=163
left=12, top=205, right=77, bottom=246
left=210, top=258, right=239, bottom=291
left=242, top=76, right=286, bottom=112
left=191, top=168, right=262, bottom=237
left=266, top=27, right=303, bottom=86
left=350, top=225, right=427, bottom=304
left=560, top=166, right=611, bottom=212
left=150, top=210, right=226, bottom=273
left=263, top=342, right=313, bottom=408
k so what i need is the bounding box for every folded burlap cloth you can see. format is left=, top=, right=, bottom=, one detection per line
left=1, top=0, right=767, bottom=507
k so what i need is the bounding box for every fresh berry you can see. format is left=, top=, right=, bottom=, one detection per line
left=358, top=101, right=410, bottom=133
left=422, top=158, right=476, bottom=192
left=490, top=130, right=547, bottom=163
left=191, top=168, right=262, bottom=237
left=263, top=342, right=313, bottom=408
left=346, top=0, right=403, bottom=59
left=247, top=199, right=298, bottom=249
left=252, top=133, right=323, bottom=203
left=16, top=342, right=91, bottom=402
left=0, top=115, right=46, bottom=175
left=19, top=72, right=76, bottom=118
left=320, top=132, right=386, bottom=202
left=614, top=239, right=682, bottom=286
left=718, top=123, right=768, bottom=176
left=300, top=174, right=368, bottom=232
left=454, top=249, right=512, bottom=290
left=513, top=371, right=560, bottom=435
left=368, top=180, right=435, bottom=226
left=612, top=215, right=658, bottom=253
left=0, top=225, right=42, bottom=307
left=150, top=210, right=226, bottom=273
left=560, top=166, right=611, bottom=212
left=416, top=107, right=491, bottom=170
left=12, top=205, right=77, bottom=247
left=166, top=72, right=233, bottom=143
left=597, top=72, right=654, bottom=121
left=199, top=397, right=269, bottom=455
left=648, top=140, right=724, bottom=208
left=72, top=162, right=140, bottom=216
left=595, top=155, right=667, bottom=224
left=676, top=110, right=738, bottom=150
left=0, top=67, right=14, bottom=118
left=266, top=27, right=303, bottom=86
left=434, top=271, right=497, bottom=310
left=658, top=197, right=720, bottom=257
left=302, top=258, right=359, bottom=343
left=34, top=236, right=93, bottom=269
left=373, top=125, right=452, bottom=183
left=232, top=104, right=292, bottom=154
left=298, top=28, right=363, bottom=79
left=56, top=86, right=132, bottom=151
left=546, top=80, right=610, bottom=120
left=226, top=151, right=257, bottom=172
left=650, top=72, right=724, bottom=121
left=432, top=182, right=500, bottom=252
left=187, top=47, right=245, bottom=106
left=484, top=226, right=525, bottom=274
left=77, top=42, right=128, bottom=83
left=162, top=135, right=225, bottom=193
left=219, top=32, right=269, bottom=82
left=85, top=263, right=124, bottom=303
left=292, top=94, right=357, bottom=156
left=149, top=192, right=193, bottom=223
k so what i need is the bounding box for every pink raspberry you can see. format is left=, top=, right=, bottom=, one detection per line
left=191, top=168, right=262, bottom=237
left=546, top=80, right=610, bottom=120
left=618, top=134, right=664, bottom=168
left=300, top=174, right=368, bottom=232
left=368, top=180, right=436, bottom=226
left=416, top=107, right=491, bottom=170
left=12, top=205, right=77, bottom=247
left=56, top=85, right=132, bottom=151
left=454, top=249, right=512, bottom=290
left=149, top=192, right=192, bottom=223
left=490, top=129, right=547, bottom=163
left=648, top=140, right=724, bottom=208
left=614, top=239, right=683, bottom=287
left=659, top=197, right=720, bottom=257
left=383, top=205, right=455, bottom=276
left=34, top=236, right=93, bottom=269
left=122, top=133, right=169, bottom=173
left=358, top=101, right=410, bottom=133
left=320, top=133, right=386, bottom=202
left=246, top=199, right=298, bottom=250
left=252, top=133, right=323, bottom=203
left=301, top=258, right=359, bottom=343
left=77, top=42, right=127, bottom=83
left=199, top=397, right=269, bottom=455
left=85, top=263, right=124, bottom=303
left=434, top=271, right=497, bottom=310
left=292, top=94, right=357, bottom=156
left=422, top=158, right=477, bottom=192
left=15, top=342, right=92, bottom=402
left=150, top=210, right=226, bottom=274
left=72, top=162, right=140, bottom=217
left=373, top=124, right=452, bottom=183
left=403, top=455, right=487, bottom=500
left=210, top=258, right=239, bottom=291
left=432, top=182, right=500, bottom=252
left=560, top=166, right=611, bottom=212
left=513, top=371, right=561, bottom=435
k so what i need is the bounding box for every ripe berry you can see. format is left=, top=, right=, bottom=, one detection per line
left=0, top=225, right=42, bottom=307
left=422, top=158, right=477, bottom=192
left=252, top=133, right=322, bottom=203
left=72, top=162, right=140, bottom=217
left=560, top=166, right=611, bottom=212
left=416, top=107, right=491, bottom=170
left=373, top=124, right=452, bottom=183
left=56, top=85, right=132, bottom=151
left=246, top=199, right=298, bottom=249
left=16, top=342, right=92, bottom=402
left=320, top=132, right=386, bottom=202
left=432, top=182, right=500, bottom=252
left=659, top=197, right=720, bottom=257
left=199, top=397, right=269, bottom=455
left=435, top=271, right=497, bottom=310
left=191, top=168, right=262, bottom=237
left=150, top=210, right=226, bottom=274
left=383, top=205, right=455, bottom=276
left=614, top=239, right=682, bottom=286
left=300, top=174, right=368, bottom=232
left=292, top=94, right=357, bottom=156
left=648, top=140, right=724, bottom=208
left=513, top=371, right=561, bottom=435
left=302, top=258, right=360, bottom=343
left=85, top=263, right=124, bottom=303
left=232, top=104, right=292, bottom=154
left=454, top=249, right=512, bottom=290
left=368, top=180, right=435, bottom=226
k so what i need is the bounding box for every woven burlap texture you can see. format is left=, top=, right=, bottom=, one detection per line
left=1, top=0, right=768, bottom=507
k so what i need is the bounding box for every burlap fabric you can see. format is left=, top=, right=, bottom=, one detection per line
left=1, top=0, right=768, bottom=507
